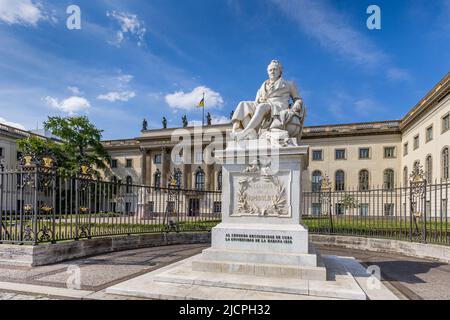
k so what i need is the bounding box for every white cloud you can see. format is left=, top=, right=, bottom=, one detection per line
left=0, top=0, right=55, bottom=26
left=387, top=68, right=412, bottom=82
left=97, top=91, right=136, bottom=102
left=118, top=74, right=133, bottom=84
left=165, top=86, right=224, bottom=111
left=211, top=115, right=230, bottom=125
left=0, top=117, right=26, bottom=130
left=106, top=11, right=146, bottom=47
left=67, top=86, right=82, bottom=95
left=44, top=96, right=91, bottom=115
left=270, top=0, right=387, bottom=68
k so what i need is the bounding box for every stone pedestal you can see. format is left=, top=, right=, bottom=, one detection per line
left=191, top=142, right=326, bottom=281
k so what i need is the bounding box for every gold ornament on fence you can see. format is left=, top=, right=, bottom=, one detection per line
left=80, top=164, right=90, bottom=175
left=42, top=156, right=54, bottom=169
left=23, top=155, right=33, bottom=167
left=40, top=204, right=53, bottom=213
left=80, top=207, right=89, bottom=213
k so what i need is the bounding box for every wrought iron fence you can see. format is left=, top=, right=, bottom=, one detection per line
left=0, top=163, right=221, bottom=245
left=302, top=178, right=450, bottom=245
left=1, top=161, right=449, bottom=247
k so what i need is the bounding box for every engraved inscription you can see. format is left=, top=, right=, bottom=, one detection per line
left=225, top=233, right=293, bottom=245
left=235, top=174, right=288, bottom=217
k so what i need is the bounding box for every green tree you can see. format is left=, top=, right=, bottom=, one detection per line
left=18, top=116, right=110, bottom=176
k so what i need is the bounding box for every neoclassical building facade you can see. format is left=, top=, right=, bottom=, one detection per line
left=101, top=73, right=449, bottom=192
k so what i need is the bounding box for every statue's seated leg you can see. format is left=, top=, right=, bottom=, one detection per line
left=231, top=101, right=256, bottom=134
left=232, top=103, right=271, bottom=140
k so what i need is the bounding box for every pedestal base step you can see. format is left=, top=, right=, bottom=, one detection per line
left=200, top=247, right=321, bottom=267
left=106, top=254, right=376, bottom=300
left=192, top=260, right=327, bottom=281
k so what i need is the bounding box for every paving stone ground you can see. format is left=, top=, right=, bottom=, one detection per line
left=0, top=242, right=449, bottom=300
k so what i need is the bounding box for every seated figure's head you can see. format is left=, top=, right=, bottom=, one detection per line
left=267, top=60, right=282, bottom=81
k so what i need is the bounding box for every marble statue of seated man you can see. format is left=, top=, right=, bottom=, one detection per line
left=230, top=60, right=304, bottom=141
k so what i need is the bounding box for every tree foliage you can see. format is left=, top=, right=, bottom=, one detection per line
left=18, top=116, right=110, bottom=176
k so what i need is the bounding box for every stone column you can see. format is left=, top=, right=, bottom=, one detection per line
left=183, top=164, right=190, bottom=189
left=146, top=151, right=152, bottom=186
left=161, top=147, right=168, bottom=188
left=140, top=148, right=147, bottom=185
left=205, top=164, right=214, bottom=191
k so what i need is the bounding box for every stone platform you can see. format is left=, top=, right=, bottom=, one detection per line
left=106, top=253, right=373, bottom=300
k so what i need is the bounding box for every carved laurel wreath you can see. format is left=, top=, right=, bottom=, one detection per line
left=236, top=175, right=287, bottom=217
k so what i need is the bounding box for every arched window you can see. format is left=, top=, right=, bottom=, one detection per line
left=359, top=170, right=369, bottom=191
left=403, top=166, right=408, bottom=187
left=195, top=168, right=205, bottom=191
left=383, top=169, right=395, bottom=190
left=154, top=170, right=161, bottom=188
left=174, top=169, right=182, bottom=188
left=311, top=171, right=323, bottom=192
left=443, top=147, right=449, bottom=180
left=335, top=170, right=345, bottom=191
left=217, top=171, right=223, bottom=191
left=425, top=155, right=433, bottom=183
left=126, top=176, right=132, bottom=193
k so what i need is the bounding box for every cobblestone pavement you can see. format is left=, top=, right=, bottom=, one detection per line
left=0, top=242, right=449, bottom=300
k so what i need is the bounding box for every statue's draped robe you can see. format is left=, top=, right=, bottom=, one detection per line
left=232, top=78, right=301, bottom=128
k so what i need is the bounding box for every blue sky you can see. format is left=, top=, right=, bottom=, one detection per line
left=0, top=0, right=449, bottom=140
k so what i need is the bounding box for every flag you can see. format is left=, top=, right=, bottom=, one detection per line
left=198, top=97, right=205, bottom=108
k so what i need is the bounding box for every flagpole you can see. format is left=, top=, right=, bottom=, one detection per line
left=202, top=92, right=205, bottom=127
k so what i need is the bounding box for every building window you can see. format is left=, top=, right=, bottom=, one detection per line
left=126, top=159, right=133, bottom=168
left=174, top=169, right=182, bottom=188
left=335, top=170, right=345, bottom=191
left=359, top=170, right=369, bottom=191
left=111, top=159, right=118, bottom=168
left=312, top=150, right=323, bottom=161
left=217, top=171, right=222, bottom=191
left=148, top=201, right=155, bottom=214
left=126, top=176, right=132, bottom=193
left=0, top=147, right=3, bottom=158
left=442, top=114, right=449, bottom=133
left=154, top=154, right=162, bottom=164
left=359, top=204, right=369, bottom=216
left=384, top=147, right=396, bottom=158
left=195, top=168, right=205, bottom=190
left=174, top=153, right=183, bottom=165
left=166, top=201, right=175, bottom=214
left=413, top=135, right=419, bottom=150
left=403, top=166, right=408, bottom=187
left=384, top=204, right=395, bottom=216
left=335, top=203, right=345, bottom=215
left=335, top=149, right=346, bottom=160
left=312, top=203, right=322, bottom=216
left=195, top=152, right=204, bottom=164
left=442, top=147, right=449, bottom=180
left=426, top=126, right=433, bottom=143
left=311, top=170, right=323, bottom=192
left=154, top=170, right=161, bottom=188
left=425, top=155, right=433, bottom=183
left=213, top=201, right=222, bottom=214
left=359, top=148, right=370, bottom=159
left=110, top=176, right=118, bottom=196
left=125, top=202, right=131, bottom=214
left=403, top=143, right=408, bottom=156
left=383, top=169, right=395, bottom=190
